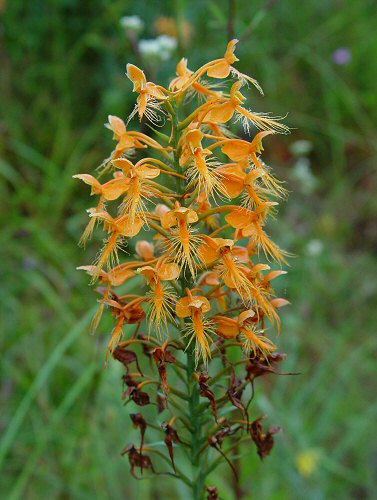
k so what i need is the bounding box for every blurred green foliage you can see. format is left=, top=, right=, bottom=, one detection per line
left=0, top=0, right=376, bottom=499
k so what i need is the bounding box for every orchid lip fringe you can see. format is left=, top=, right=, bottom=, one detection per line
left=75, top=39, right=291, bottom=500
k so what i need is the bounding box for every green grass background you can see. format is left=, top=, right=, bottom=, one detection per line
left=1, top=0, right=376, bottom=498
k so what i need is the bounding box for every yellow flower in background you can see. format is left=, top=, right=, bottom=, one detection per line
left=296, top=449, right=321, bottom=477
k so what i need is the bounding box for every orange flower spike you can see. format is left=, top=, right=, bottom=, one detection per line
left=161, top=203, right=202, bottom=278
left=126, top=64, right=169, bottom=124
left=137, top=259, right=179, bottom=337
left=176, top=290, right=214, bottom=366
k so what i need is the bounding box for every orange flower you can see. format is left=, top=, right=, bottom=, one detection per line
left=77, top=264, right=137, bottom=333
left=179, top=128, right=225, bottom=199
left=217, top=132, right=288, bottom=199
left=176, top=289, right=214, bottom=365
left=174, top=39, right=263, bottom=95
left=102, top=296, right=146, bottom=356
left=170, top=58, right=221, bottom=98
left=104, top=115, right=169, bottom=162
left=87, top=209, right=145, bottom=270
left=199, top=81, right=289, bottom=135
left=126, top=64, right=168, bottom=123
left=225, top=206, right=289, bottom=265
left=112, top=157, right=161, bottom=224
left=215, top=309, right=276, bottom=359
left=198, top=236, right=257, bottom=303
left=161, top=203, right=202, bottom=278
left=137, top=259, right=179, bottom=337
left=73, top=173, right=131, bottom=246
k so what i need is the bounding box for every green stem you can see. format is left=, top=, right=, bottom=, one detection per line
left=186, top=347, right=206, bottom=499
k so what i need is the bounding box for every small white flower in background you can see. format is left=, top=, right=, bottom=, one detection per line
left=139, top=38, right=162, bottom=62
left=120, top=15, right=144, bottom=36
left=156, top=35, right=177, bottom=60
left=290, top=140, right=313, bottom=157
left=139, top=35, right=177, bottom=64
left=291, top=157, right=318, bottom=194
left=306, top=239, right=324, bottom=256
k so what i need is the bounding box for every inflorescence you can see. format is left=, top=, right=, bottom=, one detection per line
left=75, top=39, right=291, bottom=500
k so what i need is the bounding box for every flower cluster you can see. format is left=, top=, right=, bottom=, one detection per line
left=75, top=39, right=290, bottom=498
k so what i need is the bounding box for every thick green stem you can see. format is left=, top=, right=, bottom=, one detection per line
left=170, top=99, right=207, bottom=499
left=186, top=347, right=205, bottom=500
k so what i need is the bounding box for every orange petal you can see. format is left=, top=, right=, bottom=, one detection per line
left=207, top=60, right=231, bottom=79
left=225, top=208, right=257, bottom=229
left=205, top=102, right=235, bottom=123
left=221, top=140, right=251, bottom=162
left=106, top=115, right=127, bottom=137
left=224, top=39, right=239, bottom=64
left=157, top=262, right=180, bottom=281
left=126, top=64, right=146, bottom=92
left=270, top=298, right=290, bottom=308
left=137, top=165, right=160, bottom=179
left=118, top=215, right=144, bottom=237
left=220, top=177, right=244, bottom=198
left=232, top=246, right=249, bottom=263
left=214, top=315, right=239, bottom=340
left=101, top=178, right=130, bottom=200
left=107, top=268, right=136, bottom=287
left=136, top=240, right=155, bottom=260
left=73, top=174, right=102, bottom=194
left=238, top=309, right=256, bottom=326
left=161, top=210, right=178, bottom=229
left=197, top=238, right=220, bottom=264
left=112, top=158, right=134, bottom=175
left=175, top=296, right=192, bottom=318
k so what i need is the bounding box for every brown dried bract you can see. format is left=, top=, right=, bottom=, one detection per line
left=206, top=486, right=220, bottom=500
left=121, top=444, right=155, bottom=477
left=130, top=413, right=147, bottom=450
left=152, top=345, right=177, bottom=394
left=113, top=346, right=144, bottom=375
left=250, top=416, right=281, bottom=460
left=198, top=373, right=218, bottom=422
left=126, top=386, right=150, bottom=406
left=162, top=421, right=181, bottom=471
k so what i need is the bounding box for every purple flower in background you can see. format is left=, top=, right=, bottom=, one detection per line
left=332, top=47, right=352, bottom=65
